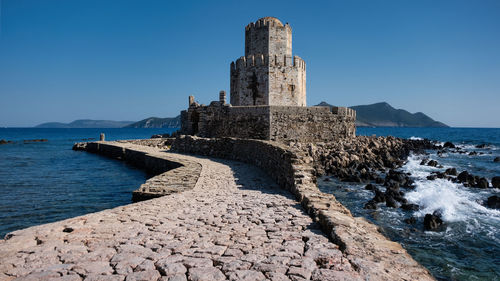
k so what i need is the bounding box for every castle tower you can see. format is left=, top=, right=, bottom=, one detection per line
left=230, top=17, right=306, bottom=106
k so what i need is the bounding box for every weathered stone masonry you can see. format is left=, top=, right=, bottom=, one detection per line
left=231, top=17, right=306, bottom=107
left=181, top=17, right=356, bottom=143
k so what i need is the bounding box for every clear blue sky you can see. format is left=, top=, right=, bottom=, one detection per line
left=1, top=0, right=499, bottom=127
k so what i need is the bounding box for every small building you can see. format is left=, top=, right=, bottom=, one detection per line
left=180, top=17, right=355, bottom=143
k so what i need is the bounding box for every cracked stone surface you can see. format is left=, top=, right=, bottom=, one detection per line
left=0, top=149, right=361, bottom=281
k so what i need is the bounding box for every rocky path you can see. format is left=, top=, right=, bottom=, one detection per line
left=0, top=150, right=361, bottom=281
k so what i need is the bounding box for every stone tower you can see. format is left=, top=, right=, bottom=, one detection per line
left=230, top=17, right=306, bottom=106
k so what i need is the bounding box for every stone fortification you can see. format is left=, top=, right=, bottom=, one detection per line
left=230, top=17, right=306, bottom=106
left=180, top=92, right=356, bottom=143
left=181, top=17, right=356, bottom=143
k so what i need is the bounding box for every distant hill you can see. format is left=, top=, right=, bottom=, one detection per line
left=124, top=116, right=181, bottom=128
left=316, top=102, right=448, bottom=127
left=35, top=119, right=134, bottom=128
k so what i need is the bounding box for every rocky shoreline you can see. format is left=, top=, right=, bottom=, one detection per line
left=0, top=138, right=435, bottom=281
left=304, top=136, right=500, bottom=231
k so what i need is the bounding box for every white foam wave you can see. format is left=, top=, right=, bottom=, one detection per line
left=409, top=136, right=423, bottom=140
left=402, top=154, right=500, bottom=223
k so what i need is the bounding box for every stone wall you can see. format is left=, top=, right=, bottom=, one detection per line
left=180, top=104, right=355, bottom=143
left=170, top=135, right=434, bottom=280
left=269, top=106, right=355, bottom=142
left=73, top=141, right=201, bottom=201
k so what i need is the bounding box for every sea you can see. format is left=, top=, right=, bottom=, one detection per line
left=0, top=127, right=499, bottom=280
left=319, top=127, right=500, bottom=281
left=0, top=128, right=176, bottom=238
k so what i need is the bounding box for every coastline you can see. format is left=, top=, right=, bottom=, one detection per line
left=1, top=137, right=434, bottom=280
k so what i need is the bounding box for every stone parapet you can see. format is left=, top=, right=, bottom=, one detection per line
left=73, top=141, right=201, bottom=201
left=171, top=135, right=435, bottom=281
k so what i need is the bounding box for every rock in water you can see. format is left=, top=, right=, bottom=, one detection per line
left=457, top=171, right=469, bottom=183
left=492, top=177, right=500, bottom=188
left=427, top=160, right=438, bottom=167
left=476, top=177, right=489, bottom=189
left=486, top=196, right=500, bottom=209
left=364, top=200, right=378, bottom=209
left=404, top=217, right=417, bottom=224
left=423, top=213, right=444, bottom=231
left=401, top=203, right=419, bottom=211
left=443, top=142, right=455, bottom=149
left=494, top=157, right=500, bottom=163
left=445, top=168, right=457, bottom=176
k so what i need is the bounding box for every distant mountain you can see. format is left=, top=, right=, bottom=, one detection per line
left=316, top=102, right=448, bottom=127
left=35, top=119, right=134, bottom=128
left=125, top=116, right=181, bottom=128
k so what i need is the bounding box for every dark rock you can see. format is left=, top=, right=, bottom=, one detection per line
left=63, top=227, right=74, bottom=233
left=427, top=160, right=438, bottom=167
left=323, top=177, right=331, bottom=182
left=386, top=196, right=398, bottom=208
left=420, top=159, right=428, bottom=166
left=491, top=177, right=500, bottom=188
left=375, top=177, right=385, bottom=184
left=475, top=178, right=489, bottom=189
left=426, top=174, right=437, bottom=181
left=475, top=144, right=487, bottom=149
left=401, top=203, right=419, bottom=211
left=486, top=196, right=500, bottom=209
left=0, top=139, right=7, bottom=145
left=364, top=184, right=376, bottom=190
left=364, top=200, right=378, bottom=209
left=494, top=157, right=500, bottom=163
left=469, top=151, right=478, bottom=156
left=445, top=168, right=457, bottom=176
left=423, top=213, right=444, bottom=231
left=443, top=142, right=455, bottom=149
left=373, top=188, right=386, bottom=203
left=404, top=217, right=417, bottom=224
left=457, top=171, right=469, bottom=183
left=23, top=139, right=48, bottom=143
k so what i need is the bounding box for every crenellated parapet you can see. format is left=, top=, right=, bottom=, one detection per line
left=231, top=55, right=306, bottom=72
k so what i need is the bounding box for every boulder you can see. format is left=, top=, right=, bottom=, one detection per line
left=457, top=171, right=469, bottom=183
left=385, top=196, right=398, bottom=208
left=443, top=142, right=455, bottom=149
left=445, top=168, right=457, bottom=176
left=494, top=157, right=500, bottom=163
left=423, top=212, right=444, bottom=231
left=486, top=196, right=500, bottom=209
left=373, top=188, right=386, bottom=203
left=404, top=217, right=417, bottom=224
left=475, top=178, right=489, bottom=189
left=427, top=160, right=438, bottom=167
left=401, top=203, right=419, bottom=211
left=364, top=184, right=376, bottom=191
left=364, top=200, right=378, bottom=210
left=492, top=177, right=500, bottom=189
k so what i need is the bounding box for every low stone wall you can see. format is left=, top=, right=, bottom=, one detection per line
left=181, top=104, right=356, bottom=143
left=73, top=141, right=201, bottom=201
left=171, top=135, right=434, bottom=280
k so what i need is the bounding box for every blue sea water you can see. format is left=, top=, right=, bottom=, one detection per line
left=0, top=128, right=176, bottom=238
left=1, top=127, right=499, bottom=280
left=320, top=127, right=500, bottom=281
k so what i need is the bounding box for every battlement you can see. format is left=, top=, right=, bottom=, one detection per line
left=245, top=20, right=291, bottom=31
left=230, top=55, right=306, bottom=72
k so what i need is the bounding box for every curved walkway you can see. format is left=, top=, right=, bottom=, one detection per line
left=0, top=151, right=361, bottom=281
